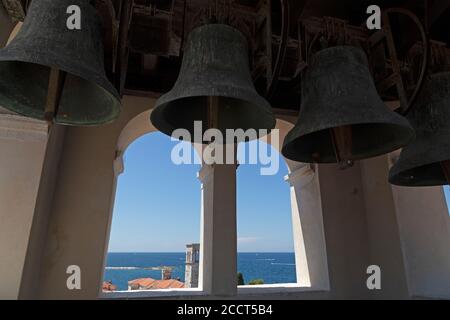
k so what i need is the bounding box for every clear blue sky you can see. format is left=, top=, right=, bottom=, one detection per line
left=107, top=132, right=450, bottom=253
left=107, top=132, right=294, bottom=253
left=444, top=186, right=450, bottom=213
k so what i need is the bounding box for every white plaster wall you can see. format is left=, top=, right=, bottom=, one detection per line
left=360, top=156, right=410, bottom=299
left=0, top=115, right=48, bottom=299
left=37, top=96, right=154, bottom=299
left=391, top=184, right=450, bottom=298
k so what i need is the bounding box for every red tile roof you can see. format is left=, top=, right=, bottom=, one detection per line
left=128, top=278, right=184, bottom=289
left=102, top=281, right=117, bottom=292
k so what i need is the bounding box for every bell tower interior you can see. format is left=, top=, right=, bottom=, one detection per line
left=0, top=0, right=449, bottom=301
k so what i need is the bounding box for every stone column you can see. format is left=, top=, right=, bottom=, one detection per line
left=198, top=162, right=238, bottom=296
left=388, top=155, right=450, bottom=299
left=359, top=155, right=410, bottom=299
left=285, top=164, right=329, bottom=289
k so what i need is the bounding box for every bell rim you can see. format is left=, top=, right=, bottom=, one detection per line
left=388, top=166, right=450, bottom=187
left=282, top=119, right=415, bottom=163
left=0, top=52, right=121, bottom=126
left=0, top=49, right=120, bottom=99
left=154, top=84, right=273, bottom=111
left=151, top=94, right=276, bottom=142
left=389, top=161, right=450, bottom=187
left=389, top=133, right=450, bottom=186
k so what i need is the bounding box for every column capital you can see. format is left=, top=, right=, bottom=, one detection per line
left=284, top=164, right=315, bottom=188
left=197, top=164, right=214, bottom=184
left=113, top=150, right=124, bottom=176
left=388, top=150, right=401, bottom=169
left=198, top=163, right=238, bottom=184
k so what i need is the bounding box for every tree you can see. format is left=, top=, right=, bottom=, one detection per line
left=248, top=279, right=264, bottom=285
left=237, top=272, right=245, bottom=285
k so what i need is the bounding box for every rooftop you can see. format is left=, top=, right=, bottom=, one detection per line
left=128, top=278, right=185, bottom=290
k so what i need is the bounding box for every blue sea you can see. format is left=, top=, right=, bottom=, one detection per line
left=104, top=252, right=296, bottom=291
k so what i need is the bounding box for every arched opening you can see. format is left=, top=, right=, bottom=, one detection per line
left=236, top=139, right=297, bottom=285
left=235, top=118, right=329, bottom=290
left=102, top=110, right=202, bottom=293
left=101, top=113, right=329, bottom=296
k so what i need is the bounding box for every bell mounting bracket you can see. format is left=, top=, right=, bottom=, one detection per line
left=1, top=0, right=28, bottom=22
left=368, top=8, right=429, bottom=115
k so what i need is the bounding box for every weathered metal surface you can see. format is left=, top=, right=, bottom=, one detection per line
left=389, top=72, right=450, bottom=186
left=151, top=23, right=275, bottom=141
left=282, top=46, right=414, bottom=163
left=0, top=0, right=121, bottom=125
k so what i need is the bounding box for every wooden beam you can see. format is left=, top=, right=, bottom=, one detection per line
left=116, top=0, right=133, bottom=96
left=330, top=125, right=353, bottom=169
left=44, top=67, right=66, bottom=125
left=382, top=11, right=408, bottom=112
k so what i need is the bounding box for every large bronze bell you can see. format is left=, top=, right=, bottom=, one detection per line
left=282, top=46, right=414, bottom=164
left=151, top=24, right=275, bottom=141
left=0, top=0, right=120, bottom=125
left=389, top=72, right=450, bottom=186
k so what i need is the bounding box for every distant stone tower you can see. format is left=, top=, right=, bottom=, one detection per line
left=161, top=267, right=172, bottom=280
left=184, top=243, right=200, bottom=288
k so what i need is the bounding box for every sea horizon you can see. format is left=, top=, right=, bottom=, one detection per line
left=107, top=251, right=295, bottom=254
left=104, top=252, right=297, bottom=290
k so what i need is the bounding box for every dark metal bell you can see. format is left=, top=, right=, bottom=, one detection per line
left=151, top=24, right=275, bottom=141
left=282, top=46, right=414, bottom=163
left=389, top=72, right=450, bottom=186
left=0, top=0, right=121, bottom=125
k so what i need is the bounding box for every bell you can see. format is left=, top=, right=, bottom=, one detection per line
left=0, top=0, right=121, bottom=125
left=282, top=46, right=414, bottom=164
left=150, top=24, right=275, bottom=142
left=389, top=72, right=450, bottom=186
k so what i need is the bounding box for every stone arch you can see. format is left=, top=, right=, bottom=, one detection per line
left=277, top=116, right=329, bottom=289
left=103, top=107, right=204, bottom=292
left=102, top=106, right=329, bottom=295
left=234, top=115, right=329, bottom=290
left=114, top=109, right=158, bottom=176
left=115, top=108, right=202, bottom=175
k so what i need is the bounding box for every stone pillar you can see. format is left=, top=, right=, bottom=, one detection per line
left=198, top=163, right=238, bottom=296
left=389, top=153, right=450, bottom=299
left=316, top=163, right=372, bottom=299
left=185, top=243, right=200, bottom=288
left=360, top=156, right=410, bottom=299
left=0, top=113, right=48, bottom=299
left=19, top=125, right=66, bottom=299
left=285, top=164, right=329, bottom=289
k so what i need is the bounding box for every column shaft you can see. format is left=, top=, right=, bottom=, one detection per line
left=199, top=163, right=237, bottom=296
